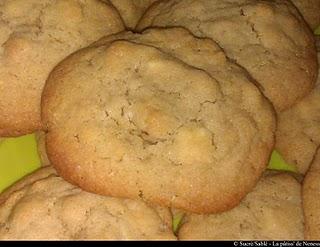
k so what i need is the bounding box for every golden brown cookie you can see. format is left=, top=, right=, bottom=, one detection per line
left=107, top=0, right=158, bottom=29
left=0, top=167, right=176, bottom=240
left=178, top=173, right=304, bottom=240
left=303, top=149, right=320, bottom=240
left=42, top=27, right=275, bottom=214
left=0, top=0, right=124, bottom=137
left=275, top=53, right=320, bottom=174
left=137, top=0, right=318, bottom=112
left=290, top=0, right=320, bottom=30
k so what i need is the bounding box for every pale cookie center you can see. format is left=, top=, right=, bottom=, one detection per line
left=131, top=100, right=179, bottom=140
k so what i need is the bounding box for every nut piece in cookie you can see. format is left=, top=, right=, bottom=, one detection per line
left=0, top=167, right=176, bottom=240
left=137, top=0, right=318, bottom=112
left=0, top=0, right=124, bottom=137
left=42, top=27, right=275, bottom=214
left=178, top=174, right=304, bottom=240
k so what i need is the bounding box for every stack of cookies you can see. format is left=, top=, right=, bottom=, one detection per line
left=0, top=0, right=319, bottom=240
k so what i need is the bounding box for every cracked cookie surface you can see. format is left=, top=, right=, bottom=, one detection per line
left=178, top=173, right=303, bottom=240
left=0, top=167, right=175, bottom=240
left=42, top=28, right=275, bottom=213
left=275, top=53, right=320, bottom=174
left=137, top=0, right=318, bottom=112
left=0, top=0, right=124, bottom=136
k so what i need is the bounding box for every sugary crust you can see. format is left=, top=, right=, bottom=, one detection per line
left=42, top=27, right=275, bottom=214
left=0, top=167, right=176, bottom=240
left=303, top=149, right=320, bottom=240
left=0, top=0, right=124, bottom=137
left=178, top=174, right=304, bottom=240
left=137, top=0, right=318, bottom=112
left=275, top=53, right=320, bottom=174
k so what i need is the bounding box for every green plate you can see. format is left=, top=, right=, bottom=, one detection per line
left=172, top=212, right=185, bottom=234
left=267, top=150, right=298, bottom=173
left=0, top=134, right=41, bottom=193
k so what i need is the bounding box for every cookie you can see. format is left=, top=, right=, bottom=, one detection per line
left=0, top=0, right=124, bottom=137
left=275, top=53, right=320, bottom=174
left=178, top=173, right=303, bottom=240
left=137, top=0, right=318, bottom=112
left=290, top=0, right=320, bottom=30
left=42, top=27, right=275, bottom=214
left=107, top=0, right=158, bottom=29
left=303, top=149, right=320, bottom=240
left=0, top=166, right=176, bottom=240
